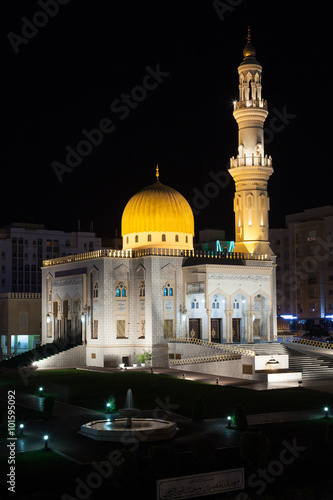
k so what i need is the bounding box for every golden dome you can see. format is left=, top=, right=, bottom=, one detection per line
left=122, top=180, right=194, bottom=236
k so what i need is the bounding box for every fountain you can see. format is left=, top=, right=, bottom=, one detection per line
left=80, top=389, right=178, bottom=442
left=118, top=389, right=139, bottom=428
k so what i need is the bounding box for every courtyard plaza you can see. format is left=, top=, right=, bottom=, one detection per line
left=0, top=365, right=330, bottom=465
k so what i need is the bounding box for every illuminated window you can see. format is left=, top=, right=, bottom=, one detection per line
left=163, top=283, right=173, bottom=296
left=116, top=283, right=127, bottom=297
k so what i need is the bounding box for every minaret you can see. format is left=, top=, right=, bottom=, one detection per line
left=229, top=28, right=273, bottom=256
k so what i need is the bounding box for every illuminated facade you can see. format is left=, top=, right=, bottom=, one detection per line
left=229, top=28, right=273, bottom=256
left=39, top=32, right=277, bottom=370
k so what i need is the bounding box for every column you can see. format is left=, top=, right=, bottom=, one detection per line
left=225, top=310, right=233, bottom=343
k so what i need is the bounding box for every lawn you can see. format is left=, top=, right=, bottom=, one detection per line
left=1, top=368, right=333, bottom=418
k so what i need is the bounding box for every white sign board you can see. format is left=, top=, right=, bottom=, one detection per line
left=156, top=468, right=244, bottom=499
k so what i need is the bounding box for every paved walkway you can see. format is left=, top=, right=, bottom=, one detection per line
left=0, top=367, right=331, bottom=464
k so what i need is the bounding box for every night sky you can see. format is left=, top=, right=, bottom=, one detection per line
left=1, top=0, right=331, bottom=241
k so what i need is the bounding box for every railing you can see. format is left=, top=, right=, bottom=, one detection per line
left=234, top=99, right=268, bottom=111
left=169, top=353, right=241, bottom=366
left=0, top=292, right=41, bottom=299
left=276, top=335, right=298, bottom=343
left=169, top=337, right=256, bottom=357
left=230, top=154, right=272, bottom=168
left=291, top=338, right=333, bottom=350
left=43, top=248, right=270, bottom=267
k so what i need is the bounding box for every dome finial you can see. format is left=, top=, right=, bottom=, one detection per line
left=243, top=26, right=256, bottom=59
left=156, top=164, right=160, bottom=183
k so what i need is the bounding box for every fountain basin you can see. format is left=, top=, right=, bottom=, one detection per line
left=80, top=418, right=178, bottom=442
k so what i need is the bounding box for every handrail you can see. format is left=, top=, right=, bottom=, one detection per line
left=169, top=353, right=240, bottom=366
left=169, top=337, right=256, bottom=357
left=291, top=338, right=333, bottom=350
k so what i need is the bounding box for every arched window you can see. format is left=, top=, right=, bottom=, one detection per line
left=135, top=235, right=139, bottom=243
left=147, top=234, right=151, bottom=242
left=139, top=282, right=145, bottom=297
left=185, top=236, right=188, bottom=243
left=175, top=235, right=179, bottom=242
left=116, top=282, right=127, bottom=297
left=163, top=283, right=173, bottom=296
left=89, top=241, right=94, bottom=251
left=162, top=234, right=166, bottom=242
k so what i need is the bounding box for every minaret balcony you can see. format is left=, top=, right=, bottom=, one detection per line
left=230, top=154, right=272, bottom=168
left=233, top=99, right=267, bottom=111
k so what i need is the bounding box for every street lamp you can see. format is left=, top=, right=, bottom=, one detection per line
left=324, top=406, right=329, bottom=419
left=39, top=387, right=44, bottom=397
left=19, top=423, right=24, bottom=436
left=44, top=435, right=49, bottom=449
left=227, top=415, right=232, bottom=429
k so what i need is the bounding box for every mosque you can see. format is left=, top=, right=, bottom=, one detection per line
left=40, top=30, right=277, bottom=370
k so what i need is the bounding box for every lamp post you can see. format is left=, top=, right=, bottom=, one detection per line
left=19, top=423, right=24, bottom=437
left=227, top=415, right=232, bottom=429
left=44, top=435, right=49, bottom=450
left=324, top=406, right=329, bottom=419
left=39, top=387, right=44, bottom=397
left=106, top=402, right=111, bottom=414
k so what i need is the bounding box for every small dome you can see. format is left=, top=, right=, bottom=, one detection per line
left=243, top=40, right=256, bottom=58
left=121, top=173, right=194, bottom=250
left=242, top=27, right=257, bottom=62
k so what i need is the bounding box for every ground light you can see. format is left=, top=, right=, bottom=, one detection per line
left=43, top=435, right=49, bottom=449
left=227, top=416, right=232, bottom=429
left=324, top=406, right=329, bottom=419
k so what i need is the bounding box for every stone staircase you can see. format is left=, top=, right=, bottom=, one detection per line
left=239, top=342, right=333, bottom=380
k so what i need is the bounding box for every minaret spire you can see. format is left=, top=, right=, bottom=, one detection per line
left=156, top=164, right=160, bottom=182
left=229, top=29, right=273, bottom=256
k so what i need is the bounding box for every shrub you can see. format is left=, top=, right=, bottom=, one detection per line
left=148, top=445, right=179, bottom=478
left=42, top=396, right=54, bottom=418
left=240, top=431, right=270, bottom=468
left=191, top=395, right=206, bottom=420
left=191, top=436, right=216, bottom=472
left=232, top=405, right=248, bottom=431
